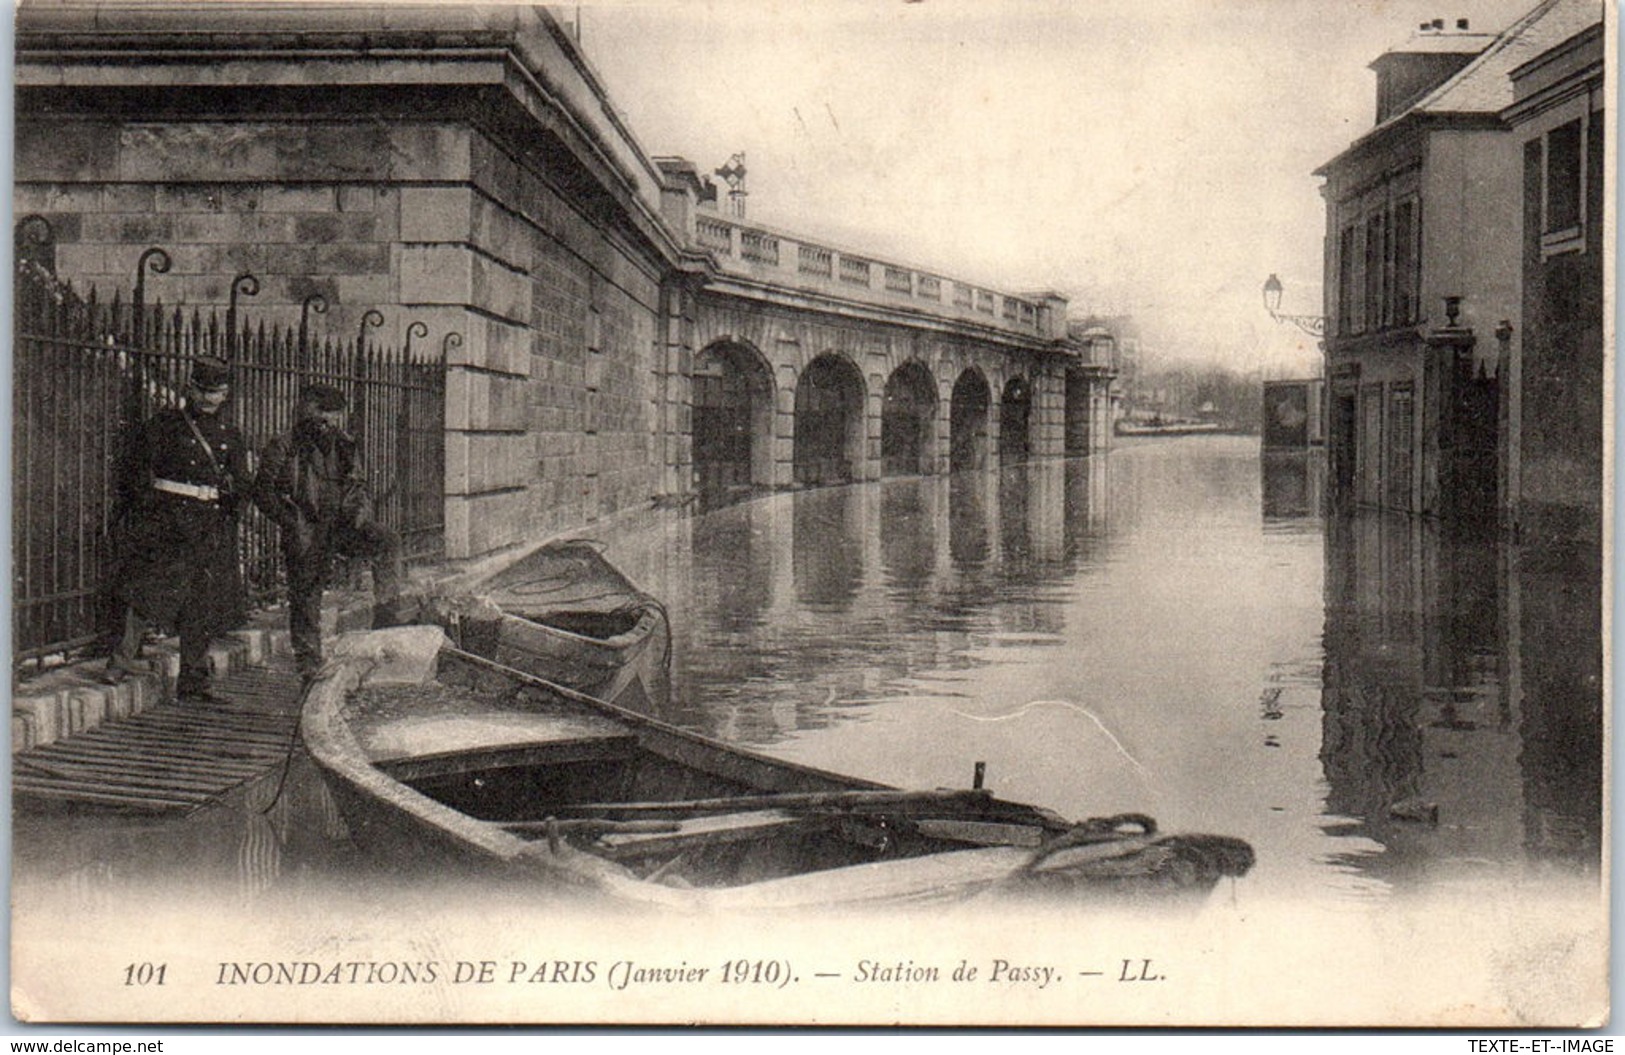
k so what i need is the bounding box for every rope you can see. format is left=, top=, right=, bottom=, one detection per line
left=258, top=655, right=378, bottom=815
left=1018, top=812, right=1158, bottom=873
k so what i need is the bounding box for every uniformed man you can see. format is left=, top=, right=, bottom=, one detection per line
left=105, top=355, right=251, bottom=704
left=253, top=383, right=404, bottom=679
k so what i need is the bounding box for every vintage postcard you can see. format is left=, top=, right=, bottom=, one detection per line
left=8, top=0, right=1611, bottom=1029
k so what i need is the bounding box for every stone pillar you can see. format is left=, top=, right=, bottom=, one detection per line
left=773, top=364, right=798, bottom=489
left=934, top=376, right=955, bottom=475
left=658, top=277, right=697, bottom=500
left=863, top=369, right=885, bottom=482
left=1093, top=378, right=1114, bottom=452
left=398, top=178, right=534, bottom=562
left=1031, top=362, right=1066, bottom=458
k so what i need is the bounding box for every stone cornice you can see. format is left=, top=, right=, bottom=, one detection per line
left=15, top=2, right=688, bottom=268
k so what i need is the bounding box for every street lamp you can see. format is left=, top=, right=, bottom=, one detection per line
left=1262, top=274, right=1327, bottom=338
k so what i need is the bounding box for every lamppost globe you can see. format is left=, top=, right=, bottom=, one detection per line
left=1262, top=273, right=1284, bottom=315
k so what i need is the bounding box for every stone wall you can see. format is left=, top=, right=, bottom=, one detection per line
left=15, top=110, right=674, bottom=561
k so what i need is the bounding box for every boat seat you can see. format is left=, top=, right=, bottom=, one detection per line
left=364, top=711, right=638, bottom=781
left=592, top=809, right=834, bottom=860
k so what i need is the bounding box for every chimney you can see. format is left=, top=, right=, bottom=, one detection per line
left=1371, top=16, right=1493, bottom=122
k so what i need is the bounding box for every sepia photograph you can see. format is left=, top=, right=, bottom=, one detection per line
left=7, top=0, right=1611, bottom=1029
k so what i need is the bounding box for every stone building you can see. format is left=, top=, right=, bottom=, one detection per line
left=1502, top=9, right=1606, bottom=858
left=14, top=3, right=1112, bottom=565
left=1314, top=0, right=1602, bottom=528
left=1504, top=13, right=1606, bottom=555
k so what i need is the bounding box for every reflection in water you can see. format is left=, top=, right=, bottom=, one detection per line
left=879, top=478, right=938, bottom=593
left=1512, top=529, right=1604, bottom=866
left=948, top=471, right=992, bottom=568
left=1261, top=450, right=1326, bottom=526
left=792, top=485, right=864, bottom=611
left=10, top=437, right=1602, bottom=908
left=1319, top=509, right=1601, bottom=882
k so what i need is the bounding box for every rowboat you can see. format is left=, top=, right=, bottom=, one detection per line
left=302, top=627, right=1255, bottom=912
left=425, top=539, right=669, bottom=711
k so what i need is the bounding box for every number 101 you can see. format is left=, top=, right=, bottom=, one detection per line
left=123, top=963, right=167, bottom=986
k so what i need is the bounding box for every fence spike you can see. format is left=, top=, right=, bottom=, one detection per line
left=226, top=272, right=259, bottom=358
left=403, top=320, right=428, bottom=358
left=133, top=247, right=171, bottom=333
left=14, top=213, right=53, bottom=250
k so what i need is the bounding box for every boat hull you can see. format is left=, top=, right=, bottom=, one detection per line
left=302, top=628, right=1254, bottom=912
left=432, top=539, right=672, bottom=710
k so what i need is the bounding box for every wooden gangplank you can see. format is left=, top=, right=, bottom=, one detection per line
left=12, top=665, right=305, bottom=813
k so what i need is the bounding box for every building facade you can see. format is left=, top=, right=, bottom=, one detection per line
left=1315, top=0, right=1602, bottom=529
left=1504, top=17, right=1606, bottom=554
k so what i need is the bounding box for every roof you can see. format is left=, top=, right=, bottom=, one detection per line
left=1418, top=0, right=1602, bottom=113
left=1318, top=0, right=1604, bottom=174
left=1370, top=31, right=1499, bottom=61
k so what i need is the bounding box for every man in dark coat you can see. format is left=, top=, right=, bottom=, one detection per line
left=105, top=355, right=251, bottom=704
left=253, top=383, right=404, bottom=678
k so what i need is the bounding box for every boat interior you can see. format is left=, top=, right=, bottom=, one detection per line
left=351, top=660, right=1006, bottom=889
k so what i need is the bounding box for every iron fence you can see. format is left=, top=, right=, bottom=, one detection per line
left=13, top=229, right=448, bottom=664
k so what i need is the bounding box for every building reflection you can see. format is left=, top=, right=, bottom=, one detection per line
left=791, top=484, right=865, bottom=611
left=1063, top=453, right=1109, bottom=562
left=1319, top=510, right=1601, bottom=881
left=660, top=458, right=1111, bottom=747
left=1511, top=530, right=1604, bottom=866
left=1261, top=450, right=1326, bottom=526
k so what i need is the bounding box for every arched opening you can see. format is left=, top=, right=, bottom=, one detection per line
left=1064, top=367, right=1092, bottom=455
left=881, top=361, right=937, bottom=476
left=793, top=353, right=866, bottom=486
left=693, top=340, right=774, bottom=506
left=949, top=369, right=990, bottom=472
left=999, top=375, right=1032, bottom=462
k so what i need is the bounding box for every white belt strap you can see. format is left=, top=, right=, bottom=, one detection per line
left=153, top=479, right=220, bottom=502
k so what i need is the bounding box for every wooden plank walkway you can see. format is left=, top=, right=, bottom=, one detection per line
left=12, top=664, right=306, bottom=814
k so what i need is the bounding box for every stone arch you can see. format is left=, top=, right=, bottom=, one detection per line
left=999, top=374, right=1033, bottom=462
left=880, top=359, right=938, bottom=476
left=793, top=352, right=867, bottom=486
left=693, top=338, right=776, bottom=502
left=950, top=367, right=992, bottom=472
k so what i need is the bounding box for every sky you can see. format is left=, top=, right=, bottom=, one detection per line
left=574, top=0, right=1542, bottom=375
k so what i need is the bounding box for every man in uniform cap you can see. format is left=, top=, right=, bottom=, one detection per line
left=253, top=383, right=405, bottom=678
left=105, top=355, right=251, bottom=704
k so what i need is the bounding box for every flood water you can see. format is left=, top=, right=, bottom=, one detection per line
left=12, top=434, right=1603, bottom=911
left=601, top=433, right=1603, bottom=903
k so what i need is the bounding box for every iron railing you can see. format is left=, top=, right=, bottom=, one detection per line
left=13, top=231, right=447, bottom=664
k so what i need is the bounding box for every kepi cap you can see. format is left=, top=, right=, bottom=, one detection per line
left=188, top=355, right=231, bottom=392
left=300, top=383, right=349, bottom=412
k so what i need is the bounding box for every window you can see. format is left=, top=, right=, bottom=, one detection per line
left=1392, top=201, right=1416, bottom=325
left=1337, top=225, right=1357, bottom=335
left=1387, top=383, right=1414, bottom=510
left=1545, top=119, right=1583, bottom=235
left=1364, top=214, right=1385, bottom=331
left=1336, top=195, right=1419, bottom=336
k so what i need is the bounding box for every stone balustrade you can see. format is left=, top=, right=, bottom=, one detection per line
left=689, top=212, right=1070, bottom=345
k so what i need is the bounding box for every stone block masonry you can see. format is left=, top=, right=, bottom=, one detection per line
left=16, top=106, right=675, bottom=561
